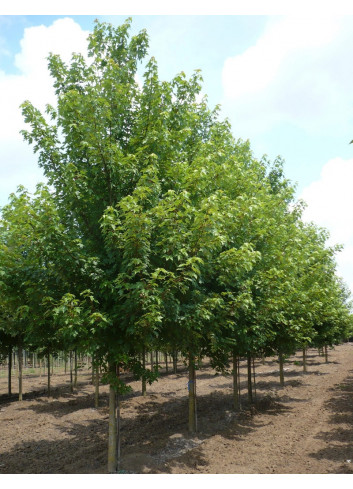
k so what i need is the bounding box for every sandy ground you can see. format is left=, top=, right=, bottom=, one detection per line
left=0, top=343, right=352, bottom=474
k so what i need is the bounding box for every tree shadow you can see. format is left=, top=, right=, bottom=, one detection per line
left=308, top=370, right=353, bottom=473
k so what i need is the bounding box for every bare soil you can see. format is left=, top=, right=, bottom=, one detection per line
left=0, top=343, right=352, bottom=474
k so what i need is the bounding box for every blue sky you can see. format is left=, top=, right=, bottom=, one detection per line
left=1, top=12, right=353, bottom=291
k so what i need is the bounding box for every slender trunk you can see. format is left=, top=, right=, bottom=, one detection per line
left=64, top=355, right=67, bottom=375
left=324, top=345, right=329, bottom=363
left=116, top=365, right=121, bottom=472
left=164, top=352, right=168, bottom=374
left=232, top=350, right=239, bottom=410
left=8, top=346, right=12, bottom=396
left=51, top=354, right=54, bottom=375
left=95, top=363, right=99, bottom=409
left=47, top=353, right=51, bottom=397
left=155, top=350, right=159, bottom=371
left=70, top=351, right=73, bottom=393
left=247, top=353, right=253, bottom=404
left=18, top=346, right=23, bottom=401
left=188, top=351, right=197, bottom=433
left=150, top=351, right=154, bottom=369
left=303, top=348, right=307, bottom=373
left=142, top=346, right=146, bottom=396
left=74, top=349, right=78, bottom=387
left=279, top=352, right=285, bottom=387
left=108, top=363, right=118, bottom=473
left=173, top=350, right=177, bottom=374
left=237, top=357, right=242, bottom=409
left=252, top=357, right=257, bottom=401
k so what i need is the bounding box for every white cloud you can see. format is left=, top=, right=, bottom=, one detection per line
left=221, top=15, right=353, bottom=136
left=0, top=18, right=90, bottom=207
left=300, top=157, right=353, bottom=292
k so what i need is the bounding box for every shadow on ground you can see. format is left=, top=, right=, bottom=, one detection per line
left=309, top=369, right=353, bottom=474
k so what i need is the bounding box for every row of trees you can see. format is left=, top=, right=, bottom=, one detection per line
left=1, top=19, right=352, bottom=473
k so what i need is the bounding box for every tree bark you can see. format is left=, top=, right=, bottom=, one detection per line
left=74, top=349, right=78, bottom=387
left=18, top=346, right=23, bottom=401
left=108, top=362, right=118, bottom=473
left=279, top=352, right=284, bottom=387
left=247, top=353, right=253, bottom=404
left=95, top=363, right=99, bottom=408
left=47, top=353, right=51, bottom=397
left=8, top=346, right=12, bottom=396
left=142, top=346, right=146, bottom=396
left=173, top=350, right=177, bottom=374
left=232, top=350, right=239, bottom=410
left=164, top=352, right=168, bottom=374
left=324, top=345, right=329, bottom=363
left=252, top=357, right=257, bottom=401
left=303, top=348, right=307, bottom=373
left=237, top=356, right=242, bottom=409
left=70, top=351, right=73, bottom=393
left=188, top=351, right=197, bottom=433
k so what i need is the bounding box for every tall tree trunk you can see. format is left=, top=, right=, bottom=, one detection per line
left=232, top=350, right=239, bottom=410
left=237, top=357, right=242, bottom=409
left=279, top=352, right=285, bottom=387
left=164, top=352, right=168, bottom=374
left=95, top=362, right=99, bottom=409
left=247, top=353, right=253, bottom=404
left=116, top=365, right=121, bottom=472
left=303, top=348, right=307, bottom=373
left=173, top=350, right=177, bottom=374
left=74, top=349, right=78, bottom=387
left=155, top=350, right=159, bottom=371
left=108, top=362, right=118, bottom=473
left=188, top=351, right=197, bottom=433
left=324, top=345, right=329, bottom=363
left=18, top=346, right=23, bottom=401
left=142, top=346, right=146, bottom=396
left=70, top=351, right=73, bottom=393
left=252, top=357, right=257, bottom=401
left=150, top=351, right=154, bottom=369
left=8, top=345, right=12, bottom=396
left=47, top=353, right=51, bottom=397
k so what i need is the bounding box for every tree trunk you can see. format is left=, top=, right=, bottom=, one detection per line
left=237, top=356, right=242, bottom=409
left=74, top=349, right=78, bottom=387
left=173, top=350, right=177, bottom=374
left=142, top=346, right=146, bottom=396
left=252, top=357, right=257, bottom=401
left=279, top=352, right=284, bottom=387
left=150, top=351, right=154, bottom=369
left=8, top=346, right=12, bottom=396
left=95, top=363, right=99, bottom=409
left=247, top=353, right=253, bottom=404
left=116, top=365, right=121, bottom=472
left=232, top=350, right=239, bottom=410
left=108, top=363, right=118, bottom=473
left=155, top=350, right=159, bottom=371
left=324, top=345, right=329, bottom=363
left=70, top=351, right=73, bottom=393
left=188, top=351, right=197, bottom=433
left=47, top=353, right=51, bottom=397
left=303, top=348, right=307, bottom=373
left=18, top=346, right=23, bottom=401
left=164, top=352, right=168, bottom=374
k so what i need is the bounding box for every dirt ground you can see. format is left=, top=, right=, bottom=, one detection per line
left=0, top=343, right=352, bottom=475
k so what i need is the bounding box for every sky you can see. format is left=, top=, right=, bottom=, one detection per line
left=1, top=6, right=353, bottom=292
